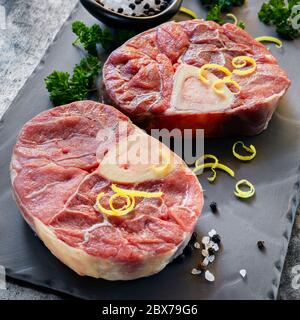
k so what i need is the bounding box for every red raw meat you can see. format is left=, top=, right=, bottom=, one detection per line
left=11, top=101, right=203, bottom=280
left=103, top=20, right=291, bottom=137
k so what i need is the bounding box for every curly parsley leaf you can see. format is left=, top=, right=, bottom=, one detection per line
left=237, top=20, right=246, bottom=29
left=45, top=71, right=73, bottom=106
left=258, top=0, right=300, bottom=40
left=206, top=5, right=226, bottom=24
left=205, top=3, right=245, bottom=29
left=72, top=21, right=113, bottom=55
left=201, top=0, right=245, bottom=12
left=45, top=55, right=101, bottom=106
left=46, top=21, right=138, bottom=106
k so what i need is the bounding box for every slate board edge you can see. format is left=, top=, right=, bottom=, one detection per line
left=272, top=177, right=300, bottom=300
left=2, top=2, right=300, bottom=300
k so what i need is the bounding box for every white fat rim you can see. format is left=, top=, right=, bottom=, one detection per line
left=33, top=217, right=190, bottom=281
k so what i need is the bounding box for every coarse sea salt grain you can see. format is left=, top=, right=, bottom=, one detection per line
left=239, top=269, right=247, bottom=278
left=194, top=242, right=201, bottom=249
left=203, top=257, right=210, bottom=266
left=207, top=241, right=214, bottom=249
left=212, top=243, right=219, bottom=252
left=201, top=249, right=208, bottom=257
left=208, top=255, right=215, bottom=263
left=202, top=236, right=210, bottom=245
left=208, top=229, right=217, bottom=237
left=202, top=255, right=215, bottom=268
left=191, top=268, right=202, bottom=275
left=205, top=270, right=215, bottom=282
left=190, top=229, right=221, bottom=280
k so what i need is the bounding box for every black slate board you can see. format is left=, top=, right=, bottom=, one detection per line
left=0, top=0, right=300, bottom=300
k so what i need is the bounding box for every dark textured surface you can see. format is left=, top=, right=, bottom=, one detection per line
left=0, top=0, right=300, bottom=300
left=278, top=212, right=300, bottom=299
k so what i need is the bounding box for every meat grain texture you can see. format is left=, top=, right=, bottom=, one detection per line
left=11, top=101, right=203, bottom=280
left=103, top=20, right=291, bottom=137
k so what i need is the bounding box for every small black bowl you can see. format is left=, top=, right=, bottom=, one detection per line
left=80, top=0, right=183, bottom=30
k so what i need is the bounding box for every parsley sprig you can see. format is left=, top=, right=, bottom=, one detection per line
left=258, top=0, right=300, bottom=40
left=45, top=55, right=101, bottom=106
left=201, top=0, right=245, bottom=12
left=201, top=0, right=246, bottom=29
left=206, top=5, right=226, bottom=25
left=72, top=21, right=113, bottom=55
left=44, top=20, right=144, bottom=106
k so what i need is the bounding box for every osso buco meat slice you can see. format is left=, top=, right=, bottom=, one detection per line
left=11, top=101, right=203, bottom=280
left=103, top=20, right=291, bottom=137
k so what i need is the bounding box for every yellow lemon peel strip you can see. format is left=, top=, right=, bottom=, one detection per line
left=111, top=184, right=163, bottom=199
left=110, top=194, right=136, bottom=216
left=194, top=154, right=219, bottom=182
left=226, top=13, right=238, bottom=25
left=193, top=154, right=235, bottom=182
left=232, top=56, right=257, bottom=76
left=194, top=163, right=235, bottom=180
left=255, top=36, right=283, bottom=48
left=234, top=179, right=255, bottom=199
left=96, top=192, right=135, bottom=217
left=109, top=193, right=131, bottom=211
left=212, top=77, right=241, bottom=96
left=199, top=64, right=232, bottom=84
left=179, top=7, right=198, bottom=19
left=232, top=141, right=257, bottom=161
left=96, top=185, right=162, bottom=217
left=96, top=193, right=113, bottom=215
left=195, top=154, right=219, bottom=168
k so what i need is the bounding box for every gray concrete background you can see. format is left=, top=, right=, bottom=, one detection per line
left=0, top=0, right=299, bottom=300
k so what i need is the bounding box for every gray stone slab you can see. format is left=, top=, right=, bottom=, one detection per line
left=0, top=0, right=78, bottom=118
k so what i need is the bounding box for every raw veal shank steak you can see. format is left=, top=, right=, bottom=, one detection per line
left=103, top=20, right=291, bottom=137
left=11, top=101, right=203, bottom=280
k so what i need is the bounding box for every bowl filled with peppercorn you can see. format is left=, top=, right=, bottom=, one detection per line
left=80, top=0, right=183, bottom=29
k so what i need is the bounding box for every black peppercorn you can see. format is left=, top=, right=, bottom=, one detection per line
left=208, top=247, right=214, bottom=256
left=210, top=201, right=217, bottom=213
left=129, top=3, right=136, bottom=10
left=257, top=240, right=265, bottom=250
left=212, top=234, right=221, bottom=244
left=144, top=3, right=150, bottom=10
left=160, top=3, right=168, bottom=11
left=117, top=8, right=124, bottom=14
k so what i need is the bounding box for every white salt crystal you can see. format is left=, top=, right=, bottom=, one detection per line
left=239, top=269, right=247, bottom=278
left=194, top=242, right=201, bottom=249
left=205, top=270, right=215, bottom=282
left=202, top=236, right=210, bottom=245
left=191, top=268, right=202, bottom=275
left=208, top=229, right=217, bottom=237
